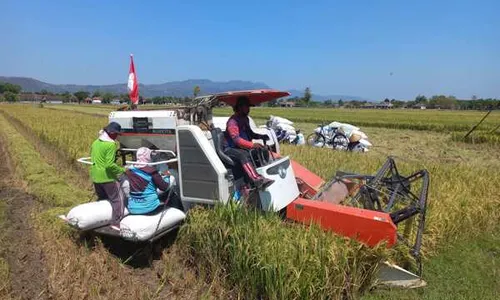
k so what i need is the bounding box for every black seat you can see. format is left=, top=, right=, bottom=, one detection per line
left=210, top=127, right=235, bottom=167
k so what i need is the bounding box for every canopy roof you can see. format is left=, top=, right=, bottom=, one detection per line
left=203, top=89, right=291, bottom=106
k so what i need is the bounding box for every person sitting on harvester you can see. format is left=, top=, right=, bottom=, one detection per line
left=90, top=122, right=126, bottom=231
left=223, top=96, right=274, bottom=190
left=125, top=147, right=171, bottom=215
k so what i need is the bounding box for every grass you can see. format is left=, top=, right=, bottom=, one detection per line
left=362, top=229, right=500, bottom=300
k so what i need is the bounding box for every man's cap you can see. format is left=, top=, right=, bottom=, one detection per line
left=104, top=122, right=122, bottom=134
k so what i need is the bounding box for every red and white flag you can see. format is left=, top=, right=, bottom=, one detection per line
left=127, top=54, right=139, bottom=105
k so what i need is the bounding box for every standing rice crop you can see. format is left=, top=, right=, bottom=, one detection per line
left=179, top=202, right=388, bottom=300
left=0, top=105, right=107, bottom=160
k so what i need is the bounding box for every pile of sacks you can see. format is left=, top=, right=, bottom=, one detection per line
left=314, top=121, right=372, bottom=152
left=265, top=115, right=305, bottom=145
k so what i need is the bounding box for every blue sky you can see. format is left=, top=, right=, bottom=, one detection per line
left=2, top=0, right=499, bottom=100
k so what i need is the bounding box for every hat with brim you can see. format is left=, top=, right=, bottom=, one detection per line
left=104, top=122, right=122, bottom=134
left=349, top=133, right=362, bottom=143
left=233, top=96, right=254, bottom=111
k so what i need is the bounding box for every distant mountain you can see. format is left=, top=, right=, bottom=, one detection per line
left=144, top=79, right=271, bottom=98
left=0, top=76, right=366, bottom=101
left=0, top=76, right=271, bottom=98
left=286, top=89, right=367, bottom=102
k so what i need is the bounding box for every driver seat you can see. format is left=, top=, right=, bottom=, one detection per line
left=210, top=126, right=270, bottom=168
left=210, top=127, right=234, bottom=167
left=210, top=127, right=246, bottom=183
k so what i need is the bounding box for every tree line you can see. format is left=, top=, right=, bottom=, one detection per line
left=1, top=82, right=499, bottom=110
left=0, top=82, right=190, bottom=105
left=0, top=82, right=22, bottom=102
left=268, top=87, right=500, bottom=111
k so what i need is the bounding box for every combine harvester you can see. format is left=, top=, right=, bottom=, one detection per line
left=59, top=89, right=429, bottom=289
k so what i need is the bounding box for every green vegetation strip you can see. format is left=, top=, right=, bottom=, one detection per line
left=362, top=230, right=500, bottom=300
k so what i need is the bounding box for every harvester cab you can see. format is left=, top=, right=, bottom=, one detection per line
left=107, top=90, right=294, bottom=212
left=61, top=89, right=429, bottom=290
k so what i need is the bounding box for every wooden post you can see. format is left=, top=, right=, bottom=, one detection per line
left=463, top=110, right=492, bottom=140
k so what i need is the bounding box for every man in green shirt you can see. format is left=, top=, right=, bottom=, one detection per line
left=90, top=121, right=126, bottom=231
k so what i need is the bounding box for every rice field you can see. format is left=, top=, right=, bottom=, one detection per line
left=0, top=103, right=499, bottom=299
left=45, top=104, right=500, bottom=132
left=42, top=103, right=500, bottom=133
left=42, top=103, right=500, bottom=145
left=217, top=107, right=500, bottom=132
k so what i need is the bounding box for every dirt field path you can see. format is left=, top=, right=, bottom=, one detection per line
left=0, top=136, right=52, bottom=299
